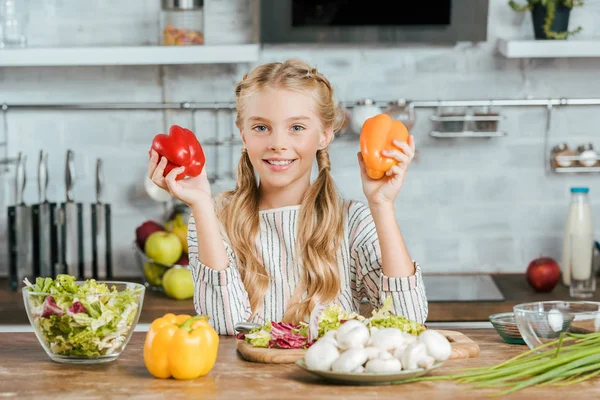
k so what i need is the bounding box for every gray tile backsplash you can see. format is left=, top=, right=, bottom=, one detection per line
left=1, top=0, right=600, bottom=277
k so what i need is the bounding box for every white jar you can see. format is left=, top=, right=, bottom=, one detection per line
left=577, top=143, right=598, bottom=167
left=350, top=99, right=382, bottom=135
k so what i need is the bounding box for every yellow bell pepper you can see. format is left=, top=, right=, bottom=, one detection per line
left=143, top=313, right=219, bottom=380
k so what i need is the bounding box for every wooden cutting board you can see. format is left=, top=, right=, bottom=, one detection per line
left=236, top=329, right=479, bottom=364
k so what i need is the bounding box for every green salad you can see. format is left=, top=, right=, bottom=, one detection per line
left=242, top=297, right=425, bottom=349
left=24, top=275, right=140, bottom=357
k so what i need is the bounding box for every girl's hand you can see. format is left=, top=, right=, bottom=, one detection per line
left=148, top=149, right=212, bottom=207
left=357, top=135, right=416, bottom=207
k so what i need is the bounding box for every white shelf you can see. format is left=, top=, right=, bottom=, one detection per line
left=498, top=39, right=600, bottom=58
left=430, top=131, right=506, bottom=138
left=0, top=44, right=260, bottom=67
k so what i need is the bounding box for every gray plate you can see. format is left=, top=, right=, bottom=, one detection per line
left=295, top=359, right=444, bottom=385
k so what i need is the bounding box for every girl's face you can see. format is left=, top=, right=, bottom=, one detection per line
left=240, top=87, right=332, bottom=190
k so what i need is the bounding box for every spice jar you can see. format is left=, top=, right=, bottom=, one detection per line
left=473, top=106, right=500, bottom=132
left=437, top=106, right=466, bottom=133
left=577, top=143, right=599, bottom=167
left=160, top=0, right=205, bottom=46
left=384, top=99, right=417, bottom=131
left=551, top=143, right=577, bottom=168
left=349, top=99, right=382, bottom=135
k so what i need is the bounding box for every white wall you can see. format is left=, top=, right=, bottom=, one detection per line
left=2, top=0, right=600, bottom=277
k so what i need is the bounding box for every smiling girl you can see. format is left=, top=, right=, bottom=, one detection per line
left=148, top=59, right=427, bottom=335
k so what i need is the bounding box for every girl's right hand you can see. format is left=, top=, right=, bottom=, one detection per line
left=148, top=149, right=212, bottom=207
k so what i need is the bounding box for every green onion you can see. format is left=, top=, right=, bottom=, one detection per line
left=394, top=332, right=600, bottom=396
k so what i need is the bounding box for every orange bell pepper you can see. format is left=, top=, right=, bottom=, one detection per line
left=359, top=113, right=409, bottom=179
left=143, top=313, right=219, bottom=380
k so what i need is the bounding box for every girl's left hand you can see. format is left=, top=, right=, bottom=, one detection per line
left=357, top=135, right=416, bottom=207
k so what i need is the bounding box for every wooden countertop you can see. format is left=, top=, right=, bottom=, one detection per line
left=1, top=329, right=599, bottom=399
left=2, top=275, right=599, bottom=325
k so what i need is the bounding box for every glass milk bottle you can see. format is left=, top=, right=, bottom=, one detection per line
left=561, top=187, right=594, bottom=286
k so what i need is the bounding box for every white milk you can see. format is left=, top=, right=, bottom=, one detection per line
left=561, top=187, right=594, bottom=285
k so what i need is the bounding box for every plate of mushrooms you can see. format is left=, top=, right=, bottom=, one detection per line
left=295, top=320, right=450, bottom=385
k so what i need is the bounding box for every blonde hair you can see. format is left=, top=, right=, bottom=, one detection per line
left=217, top=59, right=346, bottom=323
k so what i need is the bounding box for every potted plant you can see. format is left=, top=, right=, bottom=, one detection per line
left=509, top=0, right=584, bottom=40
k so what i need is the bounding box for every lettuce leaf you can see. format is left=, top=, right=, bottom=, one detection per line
left=23, top=275, right=139, bottom=357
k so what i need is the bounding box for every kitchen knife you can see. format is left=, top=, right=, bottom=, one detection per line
left=31, top=150, right=54, bottom=278
left=91, top=158, right=112, bottom=280
left=7, top=152, right=32, bottom=291
left=62, top=149, right=84, bottom=279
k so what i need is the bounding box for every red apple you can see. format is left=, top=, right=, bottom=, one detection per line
left=176, top=253, right=189, bottom=266
left=135, top=220, right=165, bottom=250
left=526, top=257, right=561, bottom=292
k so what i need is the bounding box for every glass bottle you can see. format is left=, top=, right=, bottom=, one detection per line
left=160, top=0, right=205, bottom=46
left=561, top=187, right=594, bottom=287
left=384, top=99, right=417, bottom=131
left=0, top=0, right=28, bottom=48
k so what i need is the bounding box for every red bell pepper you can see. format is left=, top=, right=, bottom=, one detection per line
left=151, top=125, right=206, bottom=180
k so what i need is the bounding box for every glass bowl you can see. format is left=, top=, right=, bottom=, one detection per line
left=513, top=301, right=600, bottom=350
left=133, top=241, right=188, bottom=291
left=23, top=281, right=145, bottom=364
left=489, top=312, right=526, bottom=345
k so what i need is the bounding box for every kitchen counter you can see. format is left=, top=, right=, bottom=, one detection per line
left=1, top=329, right=599, bottom=399
left=1, top=275, right=599, bottom=325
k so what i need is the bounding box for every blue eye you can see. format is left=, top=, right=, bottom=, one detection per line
left=291, top=125, right=305, bottom=132
left=253, top=125, right=268, bottom=132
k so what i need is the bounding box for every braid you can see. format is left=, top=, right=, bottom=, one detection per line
left=316, top=148, right=331, bottom=171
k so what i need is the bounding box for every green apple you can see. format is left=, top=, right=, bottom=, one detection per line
left=162, top=266, right=194, bottom=300
left=144, top=261, right=167, bottom=287
left=144, top=231, right=182, bottom=266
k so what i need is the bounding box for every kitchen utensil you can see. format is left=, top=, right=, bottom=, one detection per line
left=235, top=330, right=479, bottom=364
left=91, top=158, right=113, bottom=280
left=23, top=280, right=145, bottom=364
left=295, top=358, right=443, bottom=385
left=61, top=149, right=84, bottom=278
left=513, top=301, right=599, bottom=351
left=489, top=312, right=526, bottom=345
left=31, top=150, right=56, bottom=278
left=7, top=151, right=32, bottom=291
left=349, top=99, right=382, bottom=135
left=233, top=321, right=261, bottom=334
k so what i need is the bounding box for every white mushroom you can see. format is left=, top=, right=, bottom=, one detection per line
left=365, top=357, right=402, bottom=373
left=368, top=328, right=412, bottom=351
left=331, top=348, right=369, bottom=373
left=378, top=351, right=395, bottom=361
left=418, top=330, right=452, bottom=361
left=351, top=365, right=365, bottom=373
left=401, top=342, right=428, bottom=370
left=364, top=346, right=384, bottom=360
left=548, top=309, right=564, bottom=332
left=320, top=331, right=338, bottom=347
left=417, top=355, right=436, bottom=369
left=392, top=344, right=409, bottom=360
left=336, top=321, right=370, bottom=350
left=322, top=330, right=337, bottom=339
left=336, top=320, right=366, bottom=337
left=304, top=341, right=340, bottom=371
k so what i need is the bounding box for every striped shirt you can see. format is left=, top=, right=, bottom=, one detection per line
left=187, top=200, right=428, bottom=335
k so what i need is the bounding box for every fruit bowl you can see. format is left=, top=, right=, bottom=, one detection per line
left=513, top=301, right=600, bottom=350
left=23, top=277, right=145, bottom=364
left=133, top=242, right=188, bottom=291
